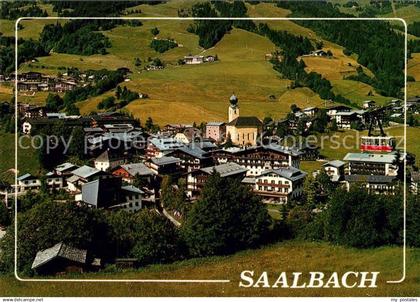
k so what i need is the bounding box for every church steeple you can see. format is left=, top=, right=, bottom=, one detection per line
left=228, top=93, right=240, bottom=122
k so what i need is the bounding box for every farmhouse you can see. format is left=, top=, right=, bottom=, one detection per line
left=32, top=242, right=88, bottom=275
left=14, top=173, right=41, bottom=194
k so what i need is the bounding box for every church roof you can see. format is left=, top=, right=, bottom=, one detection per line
left=227, top=116, right=262, bottom=127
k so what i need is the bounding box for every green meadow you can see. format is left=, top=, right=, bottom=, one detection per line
left=0, top=241, right=418, bottom=297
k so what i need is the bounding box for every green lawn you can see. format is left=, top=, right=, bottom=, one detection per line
left=1, top=241, right=418, bottom=296
left=0, top=131, right=39, bottom=184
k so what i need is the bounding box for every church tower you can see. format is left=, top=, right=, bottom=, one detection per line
left=228, top=94, right=240, bottom=122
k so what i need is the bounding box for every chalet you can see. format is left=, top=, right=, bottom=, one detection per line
left=189, top=140, right=217, bottom=152
left=310, top=50, right=328, bottom=57
left=326, top=105, right=352, bottom=117
left=205, top=122, right=226, bottom=142
left=323, top=160, right=346, bottom=182
left=24, top=106, right=46, bottom=119
left=146, top=137, right=185, bottom=158
left=253, top=166, right=307, bottom=203
left=146, top=156, right=182, bottom=175
left=32, top=243, right=88, bottom=275
left=166, top=146, right=212, bottom=172
left=186, top=162, right=248, bottom=198
left=183, top=55, right=204, bottom=64
left=343, top=152, right=400, bottom=194
left=210, top=145, right=300, bottom=177
left=302, top=107, right=318, bottom=117
left=66, top=165, right=106, bottom=193
left=45, top=172, right=66, bottom=191
left=94, top=150, right=126, bottom=172
left=19, top=72, right=43, bottom=82
left=363, top=100, right=376, bottom=109
left=53, top=80, right=77, bottom=92
left=112, top=163, right=156, bottom=184
left=14, top=173, right=41, bottom=194
left=332, top=111, right=360, bottom=129
left=161, top=124, right=193, bottom=135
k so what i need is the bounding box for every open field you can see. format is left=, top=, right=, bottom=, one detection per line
left=408, top=53, right=420, bottom=82
left=1, top=241, right=418, bottom=296
left=331, top=79, right=394, bottom=107
left=383, top=4, right=420, bottom=24
left=76, top=28, right=326, bottom=125
left=0, top=132, right=39, bottom=183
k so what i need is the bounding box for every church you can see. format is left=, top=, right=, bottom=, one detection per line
left=225, top=94, right=263, bottom=146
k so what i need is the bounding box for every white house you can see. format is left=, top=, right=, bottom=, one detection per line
left=94, top=150, right=126, bottom=172
left=14, top=173, right=41, bottom=194
left=253, top=166, right=307, bottom=203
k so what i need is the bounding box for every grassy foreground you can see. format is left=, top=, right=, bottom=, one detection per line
left=0, top=241, right=418, bottom=296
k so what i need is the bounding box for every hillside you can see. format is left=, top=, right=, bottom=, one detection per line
left=0, top=0, right=418, bottom=123
left=1, top=241, right=419, bottom=296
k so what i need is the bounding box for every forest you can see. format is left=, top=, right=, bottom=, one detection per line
left=276, top=1, right=405, bottom=98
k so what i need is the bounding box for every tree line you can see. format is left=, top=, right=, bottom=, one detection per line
left=276, top=1, right=405, bottom=98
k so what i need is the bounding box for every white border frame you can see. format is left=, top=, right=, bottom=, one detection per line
left=14, top=16, right=408, bottom=284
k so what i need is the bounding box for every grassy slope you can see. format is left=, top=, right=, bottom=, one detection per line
left=0, top=131, right=39, bottom=183
left=1, top=241, right=419, bottom=296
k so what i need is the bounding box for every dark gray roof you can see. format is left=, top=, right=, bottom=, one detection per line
left=260, top=166, right=307, bottom=181
left=120, top=163, right=154, bottom=176
left=150, top=156, right=181, bottom=166
left=226, top=116, right=262, bottom=127
left=170, top=146, right=208, bottom=159
left=345, top=175, right=397, bottom=183
left=31, top=242, right=87, bottom=270
left=121, top=185, right=144, bottom=194
left=200, top=162, right=248, bottom=177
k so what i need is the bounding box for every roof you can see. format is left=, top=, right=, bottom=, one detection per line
left=323, top=160, right=346, bottom=168
left=150, top=156, right=181, bottom=166
left=31, top=242, right=87, bottom=270
left=242, top=177, right=256, bottom=184
left=345, top=175, right=397, bottom=183
left=66, top=175, right=80, bottom=183
left=260, top=166, right=307, bottom=181
left=95, top=150, right=124, bottom=163
left=226, top=116, right=262, bottom=127
left=335, top=111, right=358, bottom=116
left=343, top=153, right=396, bottom=164
left=207, top=122, right=225, bottom=126
left=17, top=173, right=35, bottom=181
left=120, top=163, right=154, bottom=176
left=72, top=165, right=101, bottom=179
left=121, top=185, right=144, bottom=194
left=55, top=162, right=78, bottom=173
left=200, top=162, right=248, bottom=177
left=170, top=146, right=208, bottom=159
left=149, top=137, right=185, bottom=151
left=303, top=107, right=316, bottom=111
